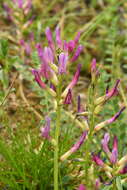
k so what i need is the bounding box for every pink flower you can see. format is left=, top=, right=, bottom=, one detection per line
left=78, top=184, right=86, bottom=190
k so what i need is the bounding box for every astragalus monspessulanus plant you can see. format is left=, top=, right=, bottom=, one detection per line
left=31, top=27, right=126, bottom=189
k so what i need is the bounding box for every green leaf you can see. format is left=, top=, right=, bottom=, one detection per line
left=101, top=186, right=111, bottom=190
left=116, top=176, right=123, bottom=190
left=0, top=39, right=8, bottom=58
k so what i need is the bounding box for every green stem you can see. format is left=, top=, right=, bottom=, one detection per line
left=54, top=83, right=62, bottom=190
left=85, top=83, right=96, bottom=187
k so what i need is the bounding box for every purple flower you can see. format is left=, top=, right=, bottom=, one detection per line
left=36, top=43, right=43, bottom=58
left=91, top=58, right=99, bottom=78
left=43, top=47, right=54, bottom=63
left=92, top=154, right=104, bottom=167
left=107, top=107, right=125, bottom=124
left=101, top=133, right=111, bottom=156
left=17, top=0, right=23, bottom=8
left=106, top=80, right=120, bottom=99
left=67, top=64, right=81, bottom=88
left=31, top=69, right=46, bottom=89
left=71, top=45, right=83, bottom=62
left=40, top=116, right=51, bottom=139
left=78, top=184, right=86, bottom=190
left=62, top=64, right=81, bottom=97
left=36, top=45, right=53, bottom=79
left=71, top=131, right=87, bottom=153
left=94, top=107, right=125, bottom=131
left=55, top=26, right=62, bottom=49
left=119, top=165, right=127, bottom=174
left=91, top=58, right=97, bottom=73
left=64, top=89, right=72, bottom=104
left=45, top=27, right=55, bottom=51
left=63, top=40, right=68, bottom=52
left=40, top=62, right=52, bottom=79
left=110, top=136, right=118, bottom=164
left=74, top=31, right=81, bottom=45
left=67, top=40, right=75, bottom=52
left=58, top=53, right=68, bottom=74
left=60, top=131, right=87, bottom=161
left=67, top=31, right=82, bottom=52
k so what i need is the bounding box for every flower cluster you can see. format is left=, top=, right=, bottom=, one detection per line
left=92, top=133, right=127, bottom=180
left=32, top=26, right=83, bottom=104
